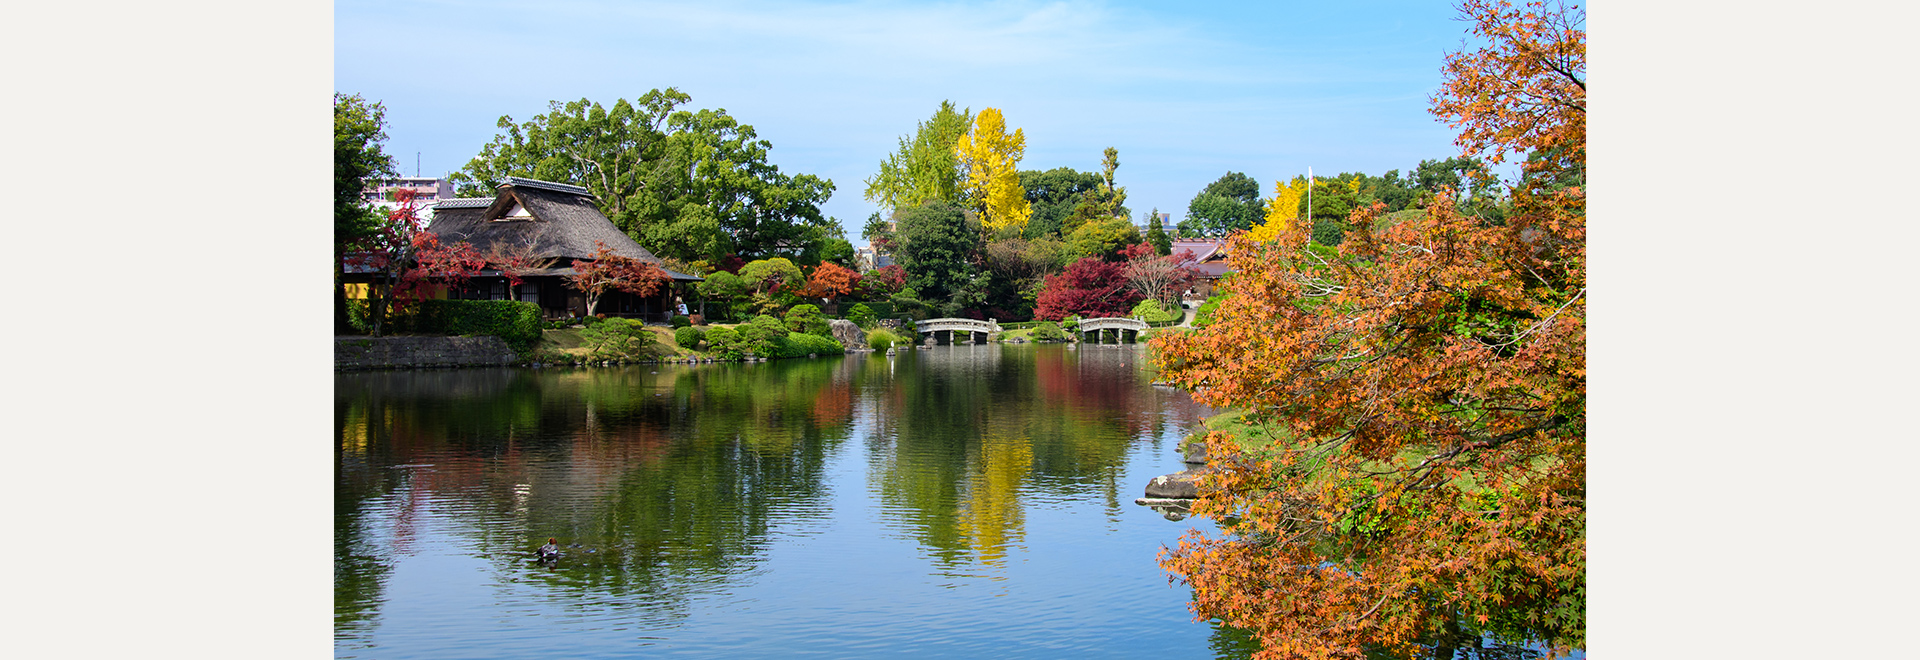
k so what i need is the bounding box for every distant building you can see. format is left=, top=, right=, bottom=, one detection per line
left=853, top=246, right=896, bottom=272
left=363, top=177, right=454, bottom=205
left=364, top=177, right=456, bottom=224
left=1171, top=238, right=1233, bottom=304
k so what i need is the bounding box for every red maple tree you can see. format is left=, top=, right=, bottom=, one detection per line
left=567, top=241, right=670, bottom=316
left=1032, top=257, right=1142, bottom=321
left=347, top=189, right=486, bottom=335
left=859, top=264, right=907, bottom=299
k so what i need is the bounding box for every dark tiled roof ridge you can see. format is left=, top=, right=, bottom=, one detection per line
left=500, top=176, right=594, bottom=197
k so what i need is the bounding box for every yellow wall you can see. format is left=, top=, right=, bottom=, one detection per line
left=342, top=283, right=449, bottom=300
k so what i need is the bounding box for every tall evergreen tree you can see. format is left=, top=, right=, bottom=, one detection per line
left=1146, top=209, right=1172, bottom=256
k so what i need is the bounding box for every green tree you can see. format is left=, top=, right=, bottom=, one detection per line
left=738, top=314, right=790, bottom=358
left=703, top=325, right=745, bottom=359
left=846, top=303, right=877, bottom=328
left=696, top=270, right=751, bottom=321
left=453, top=90, right=836, bottom=263
left=1145, top=209, right=1172, bottom=255
left=452, top=90, right=685, bottom=213
left=796, top=223, right=855, bottom=267
left=652, top=108, right=836, bottom=261
left=1185, top=171, right=1265, bottom=236
left=1064, top=216, right=1143, bottom=262
left=893, top=200, right=981, bottom=308
left=1093, top=147, right=1129, bottom=219
left=739, top=257, right=804, bottom=293
left=864, top=101, right=973, bottom=214
left=334, top=93, right=397, bottom=332
left=1018, top=167, right=1102, bottom=240
left=862, top=211, right=898, bottom=255
left=783, top=304, right=829, bottom=336
left=335, top=93, right=395, bottom=250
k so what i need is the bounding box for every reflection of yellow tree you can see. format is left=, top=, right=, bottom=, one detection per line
left=954, top=430, right=1032, bottom=568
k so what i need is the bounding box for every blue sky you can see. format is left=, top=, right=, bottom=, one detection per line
left=337, top=0, right=1477, bottom=244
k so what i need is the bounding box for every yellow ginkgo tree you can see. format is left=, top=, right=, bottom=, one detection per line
left=954, top=108, right=1032, bottom=234
left=1244, top=175, right=1310, bottom=243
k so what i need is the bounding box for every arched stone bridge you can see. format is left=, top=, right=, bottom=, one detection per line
left=1077, top=317, right=1150, bottom=343
left=914, top=318, right=1002, bottom=345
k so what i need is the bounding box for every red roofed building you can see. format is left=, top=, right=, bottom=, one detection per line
left=1171, top=238, right=1233, bottom=306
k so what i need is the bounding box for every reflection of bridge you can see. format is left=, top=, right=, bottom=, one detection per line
left=914, top=318, right=1003, bottom=345
left=1077, top=317, right=1149, bottom=343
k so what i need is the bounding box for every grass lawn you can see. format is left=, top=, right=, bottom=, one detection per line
left=538, top=325, right=706, bottom=359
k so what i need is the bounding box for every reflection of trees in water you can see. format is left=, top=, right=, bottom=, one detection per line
left=956, top=428, right=1032, bottom=567
left=334, top=361, right=851, bottom=634
left=863, top=345, right=1181, bottom=572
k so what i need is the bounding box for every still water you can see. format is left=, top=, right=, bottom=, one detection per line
left=335, top=343, right=1252, bottom=658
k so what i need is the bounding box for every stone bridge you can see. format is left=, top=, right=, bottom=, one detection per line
left=1077, top=317, right=1150, bottom=343
left=914, top=318, right=1002, bottom=345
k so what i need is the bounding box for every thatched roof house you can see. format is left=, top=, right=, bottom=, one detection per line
left=426, top=176, right=701, bottom=320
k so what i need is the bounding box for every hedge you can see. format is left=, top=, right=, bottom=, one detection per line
left=773, top=332, right=845, bottom=358
left=346, top=299, right=543, bottom=352
left=855, top=301, right=895, bottom=321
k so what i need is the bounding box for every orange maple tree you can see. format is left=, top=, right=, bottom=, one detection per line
left=794, top=261, right=862, bottom=306
left=1150, top=2, right=1584, bottom=658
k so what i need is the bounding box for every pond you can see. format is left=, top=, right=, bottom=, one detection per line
left=335, top=343, right=1258, bottom=658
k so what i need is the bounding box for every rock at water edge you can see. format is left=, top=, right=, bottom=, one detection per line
left=1182, top=441, right=1208, bottom=466
left=829, top=319, right=867, bottom=351
left=1145, top=468, right=1206, bottom=499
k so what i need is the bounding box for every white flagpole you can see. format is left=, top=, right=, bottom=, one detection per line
left=1307, top=166, right=1313, bottom=244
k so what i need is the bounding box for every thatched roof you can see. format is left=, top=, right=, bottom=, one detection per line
left=428, top=177, right=700, bottom=282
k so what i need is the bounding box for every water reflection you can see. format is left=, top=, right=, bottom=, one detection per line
left=336, top=345, right=1223, bottom=658
left=856, top=344, right=1199, bottom=579
left=334, top=361, right=852, bottom=643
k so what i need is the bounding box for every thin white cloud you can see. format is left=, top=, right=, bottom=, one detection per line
left=338, top=0, right=1469, bottom=232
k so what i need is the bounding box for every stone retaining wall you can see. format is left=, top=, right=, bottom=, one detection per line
left=335, top=335, right=517, bottom=370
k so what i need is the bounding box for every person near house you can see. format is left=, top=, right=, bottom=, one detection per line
left=676, top=298, right=689, bottom=316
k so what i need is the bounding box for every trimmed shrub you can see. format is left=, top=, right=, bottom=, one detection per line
left=1129, top=298, right=1181, bottom=324
left=773, top=332, right=845, bottom=358
left=846, top=303, right=877, bottom=329
left=674, top=325, right=705, bottom=350
left=1193, top=292, right=1228, bottom=328
left=669, top=315, right=691, bottom=328
left=1061, top=316, right=1079, bottom=331
left=345, top=299, right=543, bottom=353
left=1030, top=321, right=1068, bottom=342
left=784, top=304, right=831, bottom=336
left=704, top=326, right=745, bottom=360
left=577, top=317, right=660, bottom=358
left=740, top=315, right=789, bottom=357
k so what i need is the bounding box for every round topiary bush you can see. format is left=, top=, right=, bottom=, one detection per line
left=674, top=325, right=705, bottom=350
left=670, top=315, right=691, bottom=328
